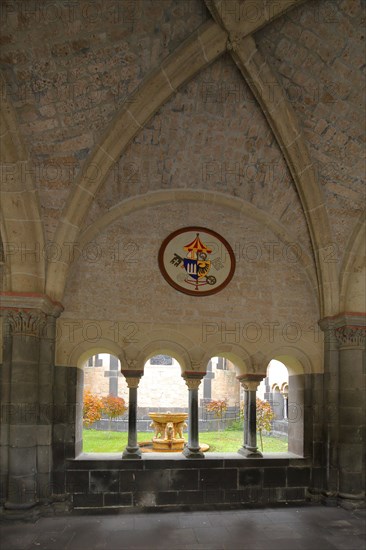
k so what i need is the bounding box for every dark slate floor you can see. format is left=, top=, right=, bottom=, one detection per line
left=0, top=504, right=365, bottom=550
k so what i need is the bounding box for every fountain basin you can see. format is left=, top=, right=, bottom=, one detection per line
left=148, top=412, right=188, bottom=452
left=149, top=412, right=188, bottom=424
left=151, top=438, right=186, bottom=452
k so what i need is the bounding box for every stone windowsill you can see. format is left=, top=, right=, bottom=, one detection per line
left=71, top=451, right=307, bottom=463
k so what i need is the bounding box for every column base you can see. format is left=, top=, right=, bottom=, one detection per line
left=182, top=445, right=205, bottom=459
left=122, top=446, right=142, bottom=459
left=2, top=501, right=41, bottom=521
left=4, top=500, right=39, bottom=511
left=338, top=492, right=366, bottom=510
left=238, top=446, right=263, bottom=458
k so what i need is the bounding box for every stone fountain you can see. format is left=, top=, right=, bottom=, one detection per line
left=149, top=412, right=188, bottom=452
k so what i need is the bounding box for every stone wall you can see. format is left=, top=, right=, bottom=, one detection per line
left=62, top=202, right=318, bottom=328
left=65, top=455, right=312, bottom=511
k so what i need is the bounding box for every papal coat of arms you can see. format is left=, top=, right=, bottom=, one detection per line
left=158, top=227, right=235, bottom=296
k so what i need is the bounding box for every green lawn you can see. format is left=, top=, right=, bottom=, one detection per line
left=83, top=429, right=288, bottom=453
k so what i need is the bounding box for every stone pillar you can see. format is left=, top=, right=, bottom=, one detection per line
left=319, top=317, right=340, bottom=503
left=237, top=375, right=264, bottom=458
left=4, top=311, right=42, bottom=509
left=182, top=375, right=204, bottom=458
left=319, top=314, right=365, bottom=509
left=242, top=385, right=249, bottom=448
left=288, top=374, right=306, bottom=456
left=335, top=324, right=365, bottom=508
left=282, top=391, right=288, bottom=420
left=0, top=294, right=63, bottom=510
left=52, top=363, right=82, bottom=499
left=122, top=375, right=142, bottom=459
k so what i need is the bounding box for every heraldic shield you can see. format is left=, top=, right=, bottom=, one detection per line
left=158, top=226, right=235, bottom=296
left=182, top=234, right=213, bottom=287
left=183, top=257, right=211, bottom=281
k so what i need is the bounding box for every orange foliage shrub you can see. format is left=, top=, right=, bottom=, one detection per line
left=256, top=398, right=275, bottom=451
left=101, top=395, right=127, bottom=420
left=83, top=392, right=128, bottom=428
left=204, top=398, right=228, bottom=418
left=83, top=390, right=103, bottom=427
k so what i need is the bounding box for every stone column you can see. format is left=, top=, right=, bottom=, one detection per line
left=122, top=375, right=142, bottom=459
left=237, top=375, right=264, bottom=458
left=335, top=323, right=365, bottom=508
left=282, top=391, right=288, bottom=420
left=319, top=317, right=340, bottom=503
left=0, top=294, right=63, bottom=511
left=182, top=375, right=204, bottom=458
left=4, top=311, right=43, bottom=509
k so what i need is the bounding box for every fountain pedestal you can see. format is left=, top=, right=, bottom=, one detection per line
left=149, top=412, right=188, bottom=452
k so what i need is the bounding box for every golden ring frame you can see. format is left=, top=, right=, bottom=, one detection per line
left=158, top=226, right=236, bottom=297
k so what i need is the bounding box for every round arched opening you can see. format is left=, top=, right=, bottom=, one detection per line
left=257, top=360, right=289, bottom=452
left=80, top=352, right=128, bottom=454
left=137, top=354, right=188, bottom=444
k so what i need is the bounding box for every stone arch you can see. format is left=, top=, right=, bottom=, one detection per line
left=68, top=343, right=125, bottom=457
left=265, top=359, right=290, bottom=390
left=136, top=343, right=190, bottom=430
left=136, top=339, right=191, bottom=374
left=68, top=339, right=124, bottom=369
left=0, top=74, right=45, bottom=292
left=340, top=212, right=366, bottom=312
left=78, top=189, right=318, bottom=293
left=201, top=345, right=252, bottom=377
left=269, top=348, right=312, bottom=376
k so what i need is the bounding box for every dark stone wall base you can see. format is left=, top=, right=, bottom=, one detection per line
left=64, top=455, right=312, bottom=512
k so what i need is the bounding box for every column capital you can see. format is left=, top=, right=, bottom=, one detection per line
left=318, top=317, right=335, bottom=331
left=183, top=372, right=205, bottom=390
left=319, top=312, right=366, bottom=329
left=121, top=371, right=143, bottom=389
left=335, top=326, right=366, bottom=349
left=319, top=312, right=366, bottom=349
left=7, top=310, right=47, bottom=338
left=0, top=292, right=64, bottom=318
left=237, top=374, right=264, bottom=391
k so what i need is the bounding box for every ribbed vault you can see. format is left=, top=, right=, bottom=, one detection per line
left=0, top=0, right=364, bottom=318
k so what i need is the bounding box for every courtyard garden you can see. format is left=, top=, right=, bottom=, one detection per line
left=82, top=391, right=288, bottom=453
left=83, top=428, right=288, bottom=453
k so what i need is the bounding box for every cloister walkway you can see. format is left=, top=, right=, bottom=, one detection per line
left=1, top=503, right=365, bottom=550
